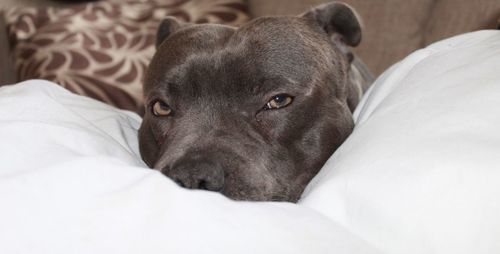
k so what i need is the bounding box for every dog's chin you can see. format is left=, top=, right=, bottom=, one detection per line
left=221, top=188, right=302, bottom=203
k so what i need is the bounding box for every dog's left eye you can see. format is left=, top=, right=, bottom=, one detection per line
left=152, top=100, right=172, bottom=117
left=265, top=94, right=293, bottom=110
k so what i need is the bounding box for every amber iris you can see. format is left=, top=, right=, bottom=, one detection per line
left=265, top=94, right=293, bottom=110
left=152, top=100, right=172, bottom=117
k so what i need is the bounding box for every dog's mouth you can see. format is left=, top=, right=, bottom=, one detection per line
left=155, top=156, right=302, bottom=202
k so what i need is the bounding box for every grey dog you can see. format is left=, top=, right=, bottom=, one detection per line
left=139, top=1, right=374, bottom=202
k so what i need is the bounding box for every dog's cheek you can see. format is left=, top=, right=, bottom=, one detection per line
left=289, top=103, right=353, bottom=187
left=254, top=109, right=301, bottom=144
left=138, top=120, right=160, bottom=168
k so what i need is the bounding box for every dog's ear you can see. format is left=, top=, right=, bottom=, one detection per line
left=156, top=17, right=187, bottom=49
left=301, top=2, right=362, bottom=47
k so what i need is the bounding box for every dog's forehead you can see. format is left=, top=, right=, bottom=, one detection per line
left=230, top=16, right=334, bottom=81
left=234, top=16, right=318, bottom=45
left=146, top=17, right=335, bottom=97
left=233, top=16, right=331, bottom=63
left=148, top=24, right=235, bottom=74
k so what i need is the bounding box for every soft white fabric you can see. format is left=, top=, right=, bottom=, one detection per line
left=302, top=30, right=500, bottom=254
left=0, top=81, right=379, bottom=254
left=1, top=30, right=499, bottom=254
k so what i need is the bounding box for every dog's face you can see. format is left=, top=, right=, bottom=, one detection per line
left=139, top=2, right=362, bottom=202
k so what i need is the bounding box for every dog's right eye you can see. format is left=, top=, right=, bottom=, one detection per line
left=264, top=94, right=293, bottom=110
left=152, top=100, right=172, bottom=117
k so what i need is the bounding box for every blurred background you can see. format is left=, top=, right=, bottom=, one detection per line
left=1, top=0, right=499, bottom=112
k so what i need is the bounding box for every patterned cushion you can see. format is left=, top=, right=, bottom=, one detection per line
left=4, top=0, right=249, bottom=112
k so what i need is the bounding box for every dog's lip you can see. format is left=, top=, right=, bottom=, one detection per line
left=152, top=157, right=170, bottom=170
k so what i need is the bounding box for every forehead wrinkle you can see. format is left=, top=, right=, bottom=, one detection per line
left=249, top=76, right=302, bottom=99
left=145, top=24, right=235, bottom=90
left=232, top=47, right=321, bottom=95
left=151, top=50, right=225, bottom=98
left=220, top=30, right=313, bottom=97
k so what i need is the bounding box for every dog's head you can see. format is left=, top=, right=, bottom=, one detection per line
left=139, top=2, right=362, bottom=202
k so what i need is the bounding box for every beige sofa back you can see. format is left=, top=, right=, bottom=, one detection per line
left=249, top=0, right=500, bottom=75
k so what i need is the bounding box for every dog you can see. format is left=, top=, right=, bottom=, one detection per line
left=139, top=1, right=374, bottom=202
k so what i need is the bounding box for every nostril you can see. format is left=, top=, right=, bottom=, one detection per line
left=197, top=176, right=224, bottom=192
left=172, top=177, right=185, bottom=188
left=161, top=169, right=186, bottom=188
left=166, top=158, right=225, bottom=192
left=198, top=180, right=208, bottom=190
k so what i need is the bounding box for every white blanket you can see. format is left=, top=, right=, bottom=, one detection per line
left=1, top=30, right=499, bottom=254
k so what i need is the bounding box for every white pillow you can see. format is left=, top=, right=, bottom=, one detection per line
left=0, top=80, right=380, bottom=254
left=301, top=30, right=500, bottom=254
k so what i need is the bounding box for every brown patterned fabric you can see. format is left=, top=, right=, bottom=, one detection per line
left=5, top=0, right=249, bottom=112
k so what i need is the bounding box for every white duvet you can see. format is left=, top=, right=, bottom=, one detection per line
left=1, top=31, right=499, bottom=254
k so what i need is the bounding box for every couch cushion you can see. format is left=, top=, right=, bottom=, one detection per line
left=342, top=0, right=435, bottom=75
left=4, top=0, right=249, bottom=112
left=423, top=0, right=500, bottom=44
left=302, top=30, right=500, bottom=254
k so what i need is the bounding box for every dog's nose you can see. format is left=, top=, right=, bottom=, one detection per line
left=164, top=159, right=225, bottom=192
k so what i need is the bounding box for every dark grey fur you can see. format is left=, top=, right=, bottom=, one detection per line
left=139, top=2, right=374, bottom=202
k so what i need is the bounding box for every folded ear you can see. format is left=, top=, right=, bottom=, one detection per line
left=301, top=2, right=362, bottom=47
left=156, top=17, right=186, bottom=49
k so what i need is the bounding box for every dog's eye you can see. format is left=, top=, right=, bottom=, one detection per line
left=152, top=100, right=172, bottom=117
left=265, top=94, right=293, bottom=110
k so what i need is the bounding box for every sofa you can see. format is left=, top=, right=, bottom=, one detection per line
left=1, top=0, right=499, bottom=111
